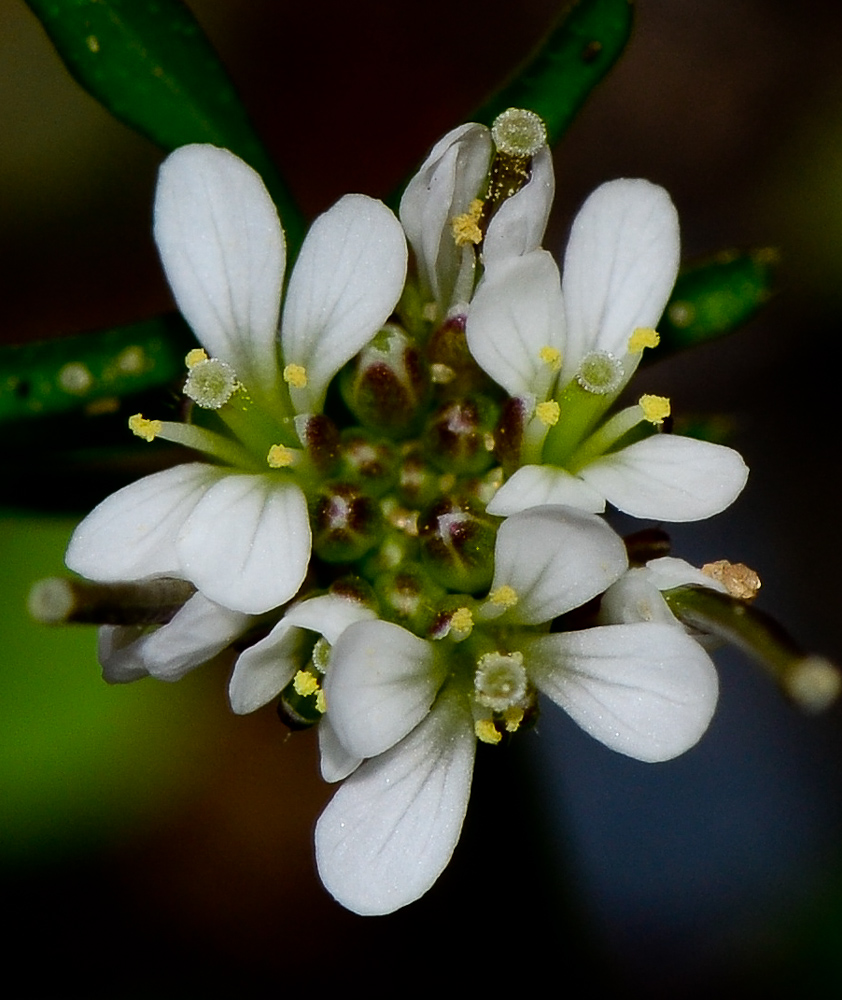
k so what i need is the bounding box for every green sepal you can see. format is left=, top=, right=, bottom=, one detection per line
left=472, top=0, right=633, bottom=145
left=651, top=249, right=779, bottom=362
left=24, top=0, right=305, bottom=253
left=0, top=314, right=193, bottom=424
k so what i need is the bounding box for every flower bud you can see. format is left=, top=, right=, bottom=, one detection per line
left=337, top=429, right=397, bottom=497
left=423, top=395, right=499, bottom=476
left=340, top=324, right=430, bottom=438
left=296, top=413, right=340, bottom=474
left=426, top=313, right=488, bottom=394
left=418, top=497, right=498, bottom=593
left=310, top=483, right=382, bottom=563
left=373, top=566, right=446, bottom=635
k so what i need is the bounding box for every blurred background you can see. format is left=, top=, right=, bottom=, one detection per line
left=3, top=0, right=842, bottom=993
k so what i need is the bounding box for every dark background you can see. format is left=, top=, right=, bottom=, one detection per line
left=3, top=0, right=842, bottom=994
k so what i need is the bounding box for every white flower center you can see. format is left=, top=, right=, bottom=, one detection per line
left=184, top=358, right=238, bottom=409
left=576, top=351, right=623, bottom=395
left=474, top=650, right=528, bottom=711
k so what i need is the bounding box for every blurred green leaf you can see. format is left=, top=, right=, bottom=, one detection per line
left=0, top=315, right=193, bottom=424
left=473, top=0, right=633, bottom=144
left=24, top=0, right=306, bottom=252
left=653, top=249, right=779, bottom=361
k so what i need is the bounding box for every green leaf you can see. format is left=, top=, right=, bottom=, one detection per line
left=0, top=315, right=193, bottom=424
left=653, top=249, right=779, bottom=360
left=472, top=0, right=633, bottom=145
left=24, top=0, right=305, bottom=253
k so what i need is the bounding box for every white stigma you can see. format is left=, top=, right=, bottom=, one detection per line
left=491, top=108, right=547, bottom=158
left=576, top=351, right=624, bottom=395
left=184, top=358, right=238, bottom=409
left=474, top=651, right=528, bottom=712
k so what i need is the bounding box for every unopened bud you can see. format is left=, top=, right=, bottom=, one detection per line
left=418, top=497, right=498, bottom=593
left=310, top=483, right=382, bottom=563
left=423, top=395, right=499, bottom=476
left=340, top=324, right=430, bottom=438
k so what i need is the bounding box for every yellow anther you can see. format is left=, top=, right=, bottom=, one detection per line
left=475, top=719, right=502, bottom=745
left=536, top=400, right=560, bottom=426
left=315, top=688, right=327, bottom=714
left=628, top=327, right=660, bottom=352
left=489, top=585, right=518, bottom=609
left=284, top=364, right=308, bottom=389
left=267, top=444, right=294, bottom=469
left=503, top=706, right=525, bottom=733
left=451, top=199, right=484, bottom=246
left=539, top=346, right=561, bottom=370
left=702, top=560, right=762, bottom=601
left=128, top=413, right=162, bottom=443
left=450, top=606, right=474, bottom=636
left=639, top=394, right=671, bottom=425
left=185, top=348, right=208, bottom=368
left=422, top=302, right=438, bottom=322
left=431, top=363, right=455, bottom=384
left=293, top=670, right=320, bottom=698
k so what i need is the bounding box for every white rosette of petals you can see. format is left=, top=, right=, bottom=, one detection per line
left=68, top=145, right=407, bottom=637
left=469, top=179, right=747, bottom=522
left=315, top=506, right=629, bottom=915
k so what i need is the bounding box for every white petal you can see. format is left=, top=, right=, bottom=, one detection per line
left=227, top=617, right=307, bottom=715
left=66, top=463, right=221, bottom=582
left=528, top=622, right=719, bottom=761
left=97, top=626, right=150, bottom=683
left=492, top=506, right=628, bottom=624
left=399, top=124, right=491, bottom=306
left=281, top=194, right=407, bottom=412
left=153, top=145, right=285, bottom=405
left=483, top=146, right=554, bottom=265
left=283, top=593, right=376, bottom=644
left=645, top=556, right=728, bottom=593
left=466, top=250, right=564, bottom=398
left=326, top=620, right=445, bottom=759
left=486, top=464, right=606, bottom=516
left=560, top=179, right=680, bottom=385
left=177, top=474, right=310, bottom=614
left=597, top=568, right=678, bottom=626
left=315, top=687, right=475, bottom=915
left=100, top=593, right=251, bottom=684
left=579, top=435, right=749, bottom=521
left=319, top=716, right=362, bottom=783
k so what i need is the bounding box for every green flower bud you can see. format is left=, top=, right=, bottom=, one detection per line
left=340, top=324, right=430, bottom=438
left=336, top=429, right=398, bottom=497
left=423, top=395, right=499, bottom=476
left=373, top=565, right=446, bottom=634
left=418, top=497, right=498, bottom=593
left=310, top=483, right=382, bottom=563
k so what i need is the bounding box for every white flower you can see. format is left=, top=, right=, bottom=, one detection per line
left=314, top=507, right=718, bottom=915
left=466, top=179, right=749, bottom=521
left=66, top=145, right=407, bottom=645
left=399, top=113, right=554, bottom=322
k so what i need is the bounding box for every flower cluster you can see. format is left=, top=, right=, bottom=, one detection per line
left=62, top=109, right=752, bottom=915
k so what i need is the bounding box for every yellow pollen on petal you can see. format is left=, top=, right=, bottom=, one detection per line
left=315, top=688, right=327, bottom=714
left=185, top=348, right=208, bottom=368
left=539, top=345, right=561, bottom=370
left=128, top=413, right=162, bottom=442
left=536, top=400, right=560, bottom=426
left=450, top=606, right=474, bottom=636
left=475, top=719, right=502, bottom=745
left=489, top=585, right=518, bottom=609
left=628, top=327, right=660, bottom=352
left=284, top=364, right=308, bottom=388
left=503, top=706, right=525, bottom=732
left=451, top=199, right=485, bottom=246
left=267, top=444, right=294, bottom=468
left=639, top=394, right=671, bottom=424
left=702, top=560, right=762, bottom=601
left=293, top=670, right=319, bottom=697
